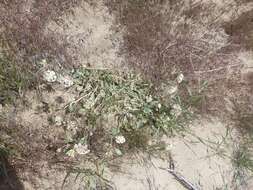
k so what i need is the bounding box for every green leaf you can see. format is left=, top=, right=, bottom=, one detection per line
left=111, top=128, right=120, bottom=136
left=115, top=148, right=123, bottom=156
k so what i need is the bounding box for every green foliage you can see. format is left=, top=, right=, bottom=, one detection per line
left=0, top=54, right=35, bottom=104
left=233, top=145, right=253, bottom=173
left=63, top=162, right=112, bottom=190
left=232, top=110, right=253, bottom=175
left=68, top=68, right=189, bottom=149
left=232, top=111, right=253, bottom=184
left=232, top=143, right=253, bottom=189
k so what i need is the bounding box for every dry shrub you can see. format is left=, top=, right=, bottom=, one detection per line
left=0, top=0, right=83, bottom=68
left=0, top=0, right=89, bottom=105
left=107, top=0, right=235, bottom=84
left=224, top=9, right=253, bottom=50
left=106, top=0, right=252, bottom=116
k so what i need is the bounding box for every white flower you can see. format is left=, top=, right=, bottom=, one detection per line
left=38, top=59, right=47, bottom=67
left=146, top=95, right=153, bottom=103
left=166, top=143, right=174, bottom=151
left=170, top=104, right=182, bottom=117
left=147, top=140, right=153, bottom=146
left=89, top=131, right=94, bottom=136
left=67, top=121, right=77, bottom=127
left=157, top=103, right=162, bottom=109
left=58, top=75, right=74, bottom=88
left=54, top=115, right=63, bottom=126
left=56, top=148, right=62, bottom=153
left=39, top=59, right=47, bottom=66
left=115, top=135, right=126, bottom=144
left=43, top=70, right=57, bottom=83
left=167, top=85, right=178, bottom=95
left=176, top=73, right=184, bottom=84
left=76, top=85, right=83, bottom=92
left=74, top=143, right=90, bottom=155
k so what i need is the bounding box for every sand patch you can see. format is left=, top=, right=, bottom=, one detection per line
left=109, top=118, right=244, bottom=190
left=46, top=0, right=124, bottom=69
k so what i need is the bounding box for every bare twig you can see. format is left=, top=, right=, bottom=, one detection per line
left=63, top=86, right=98, bottom=109
left=160, top=167, right=201, bottom=190
left=194, top=63, right=242, bottom=75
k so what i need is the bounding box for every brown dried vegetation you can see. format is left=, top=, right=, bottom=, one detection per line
left=107, top=0, right=233, bottom=83
left=0, top=0, right=83, bottom=67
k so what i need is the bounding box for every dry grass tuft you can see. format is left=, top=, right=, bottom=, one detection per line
left=106, top=0, right=233, bottom=84
left=0, top=0, right=83, bottom=68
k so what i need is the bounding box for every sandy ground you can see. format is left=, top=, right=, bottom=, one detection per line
left=46, top=0, right=124, bottom=69
left=18, top=109, right=244, bottom=190
left=109, top=119, right=237, bottom=190
left=7, top=0, right=252, bottom=189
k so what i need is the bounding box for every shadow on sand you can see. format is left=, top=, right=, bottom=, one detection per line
left=0, top=150, right=24, bottom=190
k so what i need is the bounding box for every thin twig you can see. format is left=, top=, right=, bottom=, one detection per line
left=160, top=167, right=201, bottom=190
left=194, top=63, right=242, bottom=75
left=63, top=87, right=97, bottom=109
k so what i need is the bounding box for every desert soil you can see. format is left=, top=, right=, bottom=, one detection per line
left=1, top=0, right=253, bottom=190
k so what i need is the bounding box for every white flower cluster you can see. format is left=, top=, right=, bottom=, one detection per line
left=115, top=135, right=126, bottom=144
left=167, top=85, right=178, bottom=95
left=54, top=115, right=63, bottom=126
left=66, top=143, right=90, bottom=157
left=43, top=70, right=57, bottom=83
left=146, top=95, right=153, bottom=103
left=176, top=73, right=184, bottom=84
left=39, top=59, right=47, bottom=66
left=58, top=75, right=74, bottom=88
left=43, top=69, right=74, bottom=88
left=74, top=143, right=90, bottom=155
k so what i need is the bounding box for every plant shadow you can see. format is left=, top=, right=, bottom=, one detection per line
left=0, top=151, right=24, bottom=190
